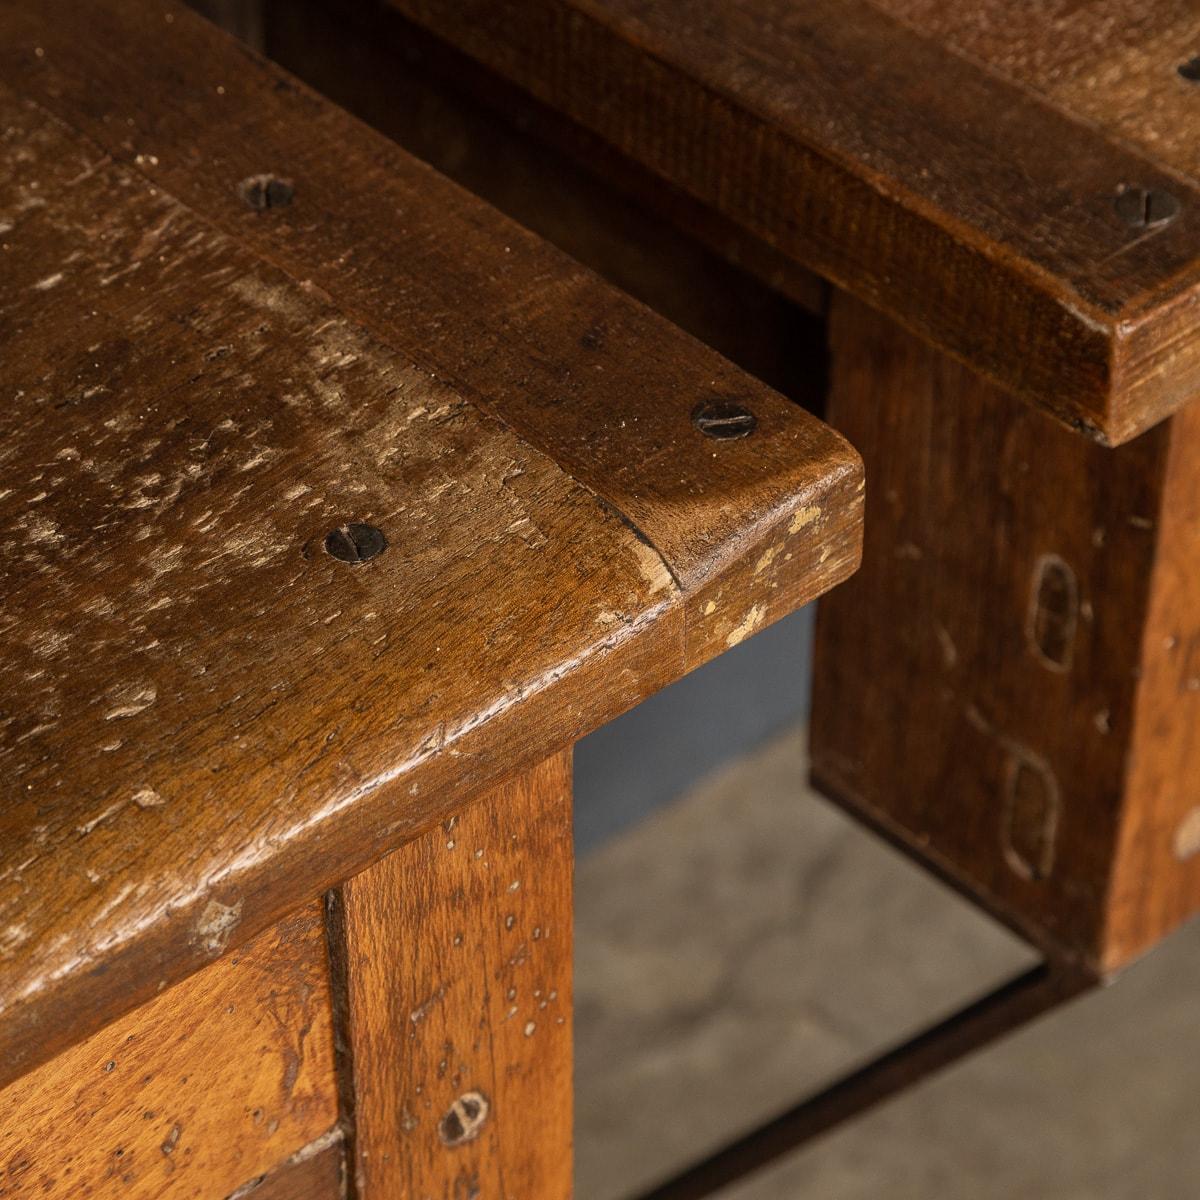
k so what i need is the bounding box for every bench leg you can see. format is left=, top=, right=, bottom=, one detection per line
left=328, top=752, right=573, bottom=1198
left=812, top=292, right=1200, bottom=974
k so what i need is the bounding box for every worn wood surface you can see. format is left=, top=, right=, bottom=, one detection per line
left=1110, top=397, right=1200, bottom=967
left=332, top=754, right=572, bottom=1200
left=0, top=0, right=859, bottom=595
left=811, top=295, right=1200, bottom=973
left=0, top=0, right=863, bottom=1093
left=261, top=0, right=828, bottom=325
left=259, top=0, right=827, bottom=405
left=225, top=1131, right=344, bottom=1200
left=0, top=905, right=337, bottom=1199
left=873, top=0, right=1200, bottom=191
left=386, top=0, right=1200, bottom=443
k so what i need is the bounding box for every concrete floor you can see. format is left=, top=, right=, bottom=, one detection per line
left=575, top=726, right=1200, bottom=1200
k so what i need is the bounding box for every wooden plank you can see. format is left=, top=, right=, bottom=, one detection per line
left=873, top=0, right=1200, bottom=189
left=0, top=0, right=862, bottom=1087
left=810, top=294, right=1200, bottom=973
left=0, top=905, right=337, bottom=1199
left=258, top=0, right=827, bottom=409
left=384, top=0, right=1200, bottom=443
left=260, top=0, right=828, bottom=323
left=0, top=0, right=859, bottom=592
left=331, top=753, right=572, bottom=1199
left=1111, top=396, right=1200, bottom=967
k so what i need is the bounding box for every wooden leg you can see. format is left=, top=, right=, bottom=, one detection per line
left=811, top=293, right=1200, bottom=975
left=328, top=752, right=573, bottom=1199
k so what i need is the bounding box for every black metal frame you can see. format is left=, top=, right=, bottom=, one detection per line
left=626, top=957, right=1097, bottom=1200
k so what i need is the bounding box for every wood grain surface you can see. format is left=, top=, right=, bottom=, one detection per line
left=259, top=0, right=828, bottom=404
left=811, top=295, right=1200, bottom=973
left=0, top=0, right=863, bottom=1093
left=874, top=0, right=1200, bottom=188
left=0, top=905, right=337, bottom=1199
left=332, top=754, right=572, bottom=1200
left=1111, top=397, right=1200, bottom=968
left=261, top=0, right=829, bottom=323
left=224, top=1131, right=345, bottom=1200
left=385, top=0, right=1200, bottom=443
left=0, top=0, right=860, bottom=593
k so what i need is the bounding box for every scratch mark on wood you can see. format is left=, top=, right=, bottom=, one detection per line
left=789, top=506, right=822, bottom=533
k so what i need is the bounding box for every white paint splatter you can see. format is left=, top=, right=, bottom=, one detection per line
left=193, top=898, right=243, bottom=956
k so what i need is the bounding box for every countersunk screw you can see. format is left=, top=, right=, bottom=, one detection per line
left=692, top=400, right=757, bottom=440
left=239, top=174, right=294, bottom=210
left=438, top=1091, right=490, bottom=1146
left=324, top=522, right=387, bottom=564
left=1113, top=187, right=1179, bottom=230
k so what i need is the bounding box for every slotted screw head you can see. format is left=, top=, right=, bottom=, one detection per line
left=239, top=174, right=295, bottom=210
left=1114, top=187, right=1180, bottom=230
left=1178, top=56, right=1200, bottom=82
left=692, top=400, right=757, bottom=440
left=324, top=522, right=387, bottom=564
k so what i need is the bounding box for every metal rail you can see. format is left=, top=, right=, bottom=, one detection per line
left=626, top=960, right=1096, bottom=1200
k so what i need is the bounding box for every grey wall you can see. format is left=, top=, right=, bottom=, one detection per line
left=573, top=605, right=815, bottom=854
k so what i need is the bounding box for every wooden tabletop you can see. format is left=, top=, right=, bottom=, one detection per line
left=0, top=0, right=862, bottom=1087
left=389, top=0, right=1200, bottom=444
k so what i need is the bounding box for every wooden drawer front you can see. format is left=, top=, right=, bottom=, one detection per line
left=0, top=905, right=338, bottom=1199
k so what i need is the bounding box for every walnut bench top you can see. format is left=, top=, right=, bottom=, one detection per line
left=389, top=0, right=1200, bottom=445
left=0, top=0, right=863, bottom=1089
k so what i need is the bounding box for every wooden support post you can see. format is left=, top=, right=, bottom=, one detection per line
left=329, top=753, right=574, bottom=1199
left=812, top=294, right=1200, bottom=974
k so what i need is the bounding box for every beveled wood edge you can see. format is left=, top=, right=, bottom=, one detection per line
left=0, top=0, right=864, bottom=1089
left=0, top=480, right=860, bottom=1094
left=225, top=1128, right=346, bottom=1200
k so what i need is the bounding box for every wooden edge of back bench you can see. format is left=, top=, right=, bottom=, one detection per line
left=0, top=0, right=863, bottom=1090
left=382, top=0, right=1200, bottom=446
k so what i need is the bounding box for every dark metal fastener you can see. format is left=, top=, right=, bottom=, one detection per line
left=239, top=174, right=295, bottom=211
left=1113, top=187, right=1180, bottom=230
left=691, top=400, right=757, bottom=440
left=324, top=523, right=387, bottom=564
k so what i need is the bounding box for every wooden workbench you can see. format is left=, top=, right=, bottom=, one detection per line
left=372, top=0, right=1200, bottom=976
left=0, top=3, right=863, bottom=1195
